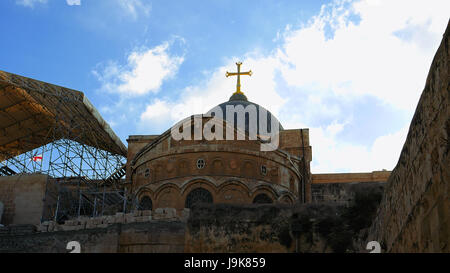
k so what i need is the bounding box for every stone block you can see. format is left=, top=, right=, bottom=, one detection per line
left=125, top=213, right=136, bottom=223
left=91, top=217, right=102, bottom=225
left=136, top=216, right=151, bottom=222
left=64, top=220, right=76, bottom=226
left=105, top=216, right=115, bottom=224
left=47, top=222, right=55, bottom=232
left=141, top=210, right=152, bottom=217
left=163, top=208, right=177, bottom=219
left=180, top=208, right=190, bottom=221
left=53, top=224, right=64, bottom=232
left=61, top=225, right=78, bottom=231
left=37, top=224, right=48, bottom=232
left=76, top=217, right=88, bottom=225
left=134, top=216, right=143, bottom=222
left=115, top=213, right=125, bottom=223
left=131, top=210, right=140, bottom=217
left=153, top=208, right=176, bottom=220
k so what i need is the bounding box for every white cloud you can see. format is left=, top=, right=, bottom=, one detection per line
left=273, top=0, right=448, bottom=172
left=298, top=121, right=408, bottom=173
left=66, top=0, right=81, bottom=6
left=128, top=0, right=448, bottom=173
left=16, top=0, right=47, bottom=7
left=138, top=55, right=286, bottom=131
left=140, top=99, right=173, bottom=127
left=93, top=42, right=184, bottom=96
left=277, top=0, right=449, bottom=112
left=116, top=0, right=151, bottom=20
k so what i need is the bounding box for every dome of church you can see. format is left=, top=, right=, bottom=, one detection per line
left=207, top=92, right=284, bottom=135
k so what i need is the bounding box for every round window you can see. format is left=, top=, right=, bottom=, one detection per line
left=196, top=158, right=206, bottom=169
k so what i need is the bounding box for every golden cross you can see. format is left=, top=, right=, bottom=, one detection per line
left=226, top=62, right=252, bottom=95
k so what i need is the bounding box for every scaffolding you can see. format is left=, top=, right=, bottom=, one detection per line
left=0, top=70, right=129, bottom=223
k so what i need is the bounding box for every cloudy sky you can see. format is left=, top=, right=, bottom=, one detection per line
left=1, top=0, right=448, bottom=173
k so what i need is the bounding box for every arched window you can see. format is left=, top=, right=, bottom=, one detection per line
left=253, top=193, right=273, bottom=204
left=138, top=196, right=153, bottom=211
left=185, top=187, right=213, bottom=208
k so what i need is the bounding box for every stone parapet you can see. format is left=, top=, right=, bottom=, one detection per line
left=35, top=208, right=189, bottom=233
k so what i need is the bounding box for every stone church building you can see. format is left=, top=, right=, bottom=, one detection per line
left=0, top=63, right=389, bottom=229
left=127, top=90, right=312, bottom=212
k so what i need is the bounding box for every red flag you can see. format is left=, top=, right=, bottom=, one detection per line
left=31, top=155, right=43, bottom=162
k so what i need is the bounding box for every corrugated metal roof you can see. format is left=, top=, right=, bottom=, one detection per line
left=0, top=70, right=127, bottom=161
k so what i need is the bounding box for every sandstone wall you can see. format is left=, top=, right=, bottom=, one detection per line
left=184, top=199, right=383, bottom=253
left=0, top=174, right=47, bottom=225
left=365, top=21, right=449, bottom=253
left=311, top=182, right=385, bottom=206
left=0, top=208, right=186, bottom=253
left=0, top=197, right=383, bottom=253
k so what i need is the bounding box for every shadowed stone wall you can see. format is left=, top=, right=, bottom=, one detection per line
left=364, top=21, right=450, bottom=253
left=0, top=174, right=47, bottom=226
left=311, top=182, right=385, bottom=206
left=185, top=190, right=383, bottom=253
left=0, top=221, right=185, bottom=253
left=0, top=190, right=384, bottom=253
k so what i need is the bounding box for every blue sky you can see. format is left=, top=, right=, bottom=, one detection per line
left=1, top=0, right=449, bottom=173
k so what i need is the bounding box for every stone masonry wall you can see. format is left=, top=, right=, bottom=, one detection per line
left=365, top=21, right=449, bottom=253
left=184, top=198, right=383, bottom=253
left=0, top=208, right=187, bottom=253
left=0, top=195, right=384, bottom=253
left=0, top=174, right=47, bottom=225
left=311, top=182, right=385, bottom=206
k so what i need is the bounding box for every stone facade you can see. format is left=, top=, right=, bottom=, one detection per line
left=127, top=112, right=312, bottom=212
left=365, top=21, right=450, bottom=253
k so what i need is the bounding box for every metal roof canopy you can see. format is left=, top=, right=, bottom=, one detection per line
left=0, top=70, right=127, bottom=161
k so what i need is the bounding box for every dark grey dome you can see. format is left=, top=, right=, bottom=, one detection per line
left=206, top=93, right=283, bottom=136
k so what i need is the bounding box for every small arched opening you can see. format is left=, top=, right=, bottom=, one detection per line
left=252, top=193, right=273, bottom=204
left=185, top=188, right=213, bottom=208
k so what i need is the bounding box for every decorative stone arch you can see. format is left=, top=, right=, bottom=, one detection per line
left=253, top=193, right=273, bottom=204
left=133, top=188, right=155, bottom=211
left=217, top=180, right=251, bottom=204
left=251, top=185, right=277, bottom=204
left=211, top=157, right=224, bottom=174
left=217, top=179, right=251, bottom=193
left=177, top=158, right=190, bottom=176
left=181, top=179, right=217, bottom=208
left=136, top=188, right=155, bottom=200
left=180, top=178, right=218, bottom=196
left=278, top=192, right=295, bottom=204
left=154, top=183, right=181, bottom=209
left=241, top=160, right=255, bottom=178
left=138, top=196, right=153, bottom=210
left=184, top=187, right=214, bottom=208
